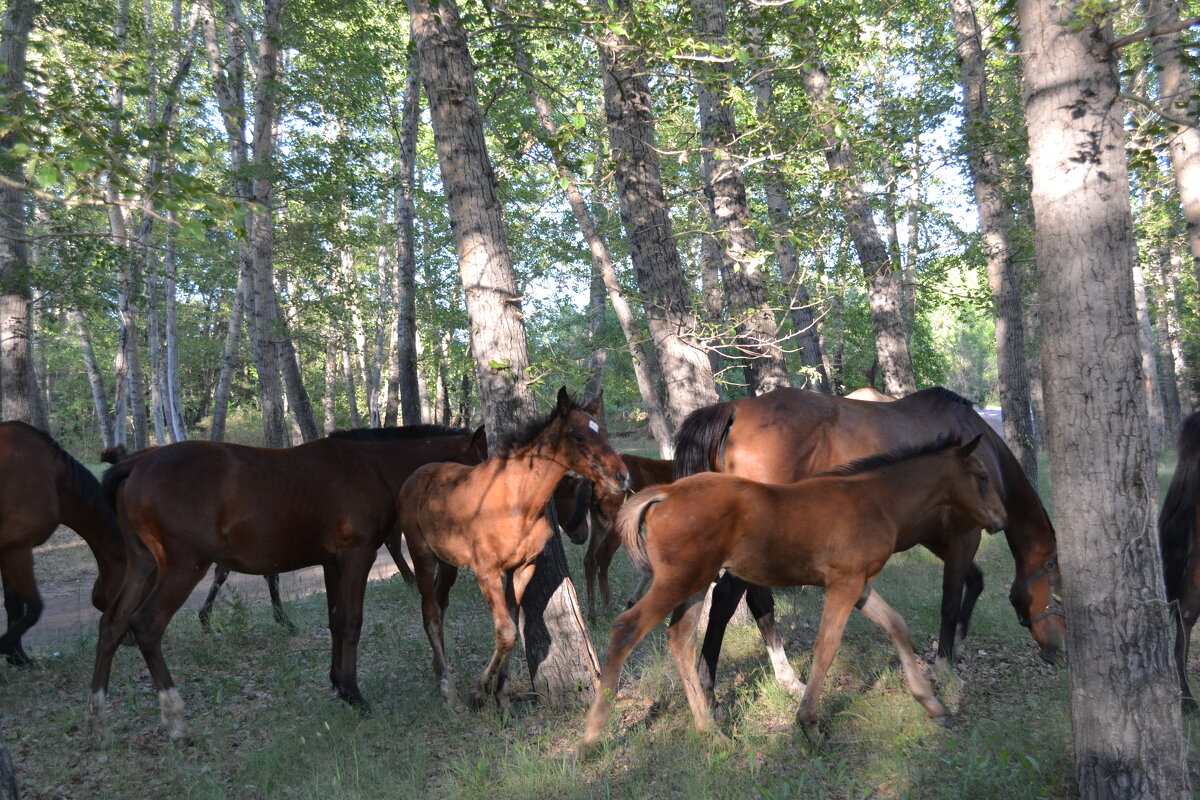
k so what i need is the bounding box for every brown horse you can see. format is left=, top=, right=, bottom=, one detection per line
left=1159, top=411, right=1200, bottom=707
left=581, top=436, right=1007, bottom=751
left=397, top=388, right=630, bottom=711
left=561, top=454, right=674, bottom=619
left=86, top=424, right=485, bottom=740
left=673, top=386, right=1062, bottom=707
left=0, top=422, right=124, bottom=664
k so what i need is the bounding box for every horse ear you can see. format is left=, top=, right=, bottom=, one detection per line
left=960, top=434, right=983, bottom=457
left=555, top=386, right=572, bottom=418
left=583, top=391, right=604, bottom=419
left=469, top=425, right=488, bottom=460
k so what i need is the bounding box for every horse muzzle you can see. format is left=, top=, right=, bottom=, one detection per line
left=609, top=469, right=631, bottom=495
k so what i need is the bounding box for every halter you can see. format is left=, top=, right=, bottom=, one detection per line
left=1014, top=552, right=1064, bottom=628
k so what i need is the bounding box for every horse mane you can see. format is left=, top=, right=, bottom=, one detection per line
left=673, top=403, right=737, bottom=479
left=816, top=437, right=963, bottom=478
left=493, top=393, right=582, bottom=457
left=1160, top=413, right=1200, bottom=602
left=909, top=386, right=975, bottom=409
left=328, top=424, right=472, bottom=441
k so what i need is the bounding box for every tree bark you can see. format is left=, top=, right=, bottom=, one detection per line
left=594, top=0, right=719, bottom=426
left=950, top=0, right=1038, bottom=480
left=71, top=310, right=112, bottom=444
left=1132, top=262, right=1165, bottom=448
left=692, top=0, right=788, bottom=397
left=323, top=335, right=337, bottom=434
left=391, top=60, right=423, bottom=427
left=409, top=0, right=600, bottom=705
left=1018, top=0, right=1191, bottom=794
left=209, top=265, right=244, bottom=442
left=800, top=63, right=916, bottom=397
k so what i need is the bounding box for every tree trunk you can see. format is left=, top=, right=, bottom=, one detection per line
left=1018, top=0, right=1191, bottom=794
left=392, top=61, right=422, bottom=427
left=594, top=0, right=720, bottom=426
left=71, top=310, right=112, bottom=445
left=209, top=265, right=245, bottom=442
left=1132, top=262, right=1165, bottom=448
left=950, top=0, right=1038, bottom=480
left=323, top=335, right=337, bottom=434
left=342, top=341, right=361, bottom=429
left=410, top=0, right=600, bottom=705
left=163, top=212, right=187, bottom=441
left=0, top=727, right=15, bottom=800
left=692, top=0, right=788, bottom=397
left=1152, top=239, right=1185, bottom=429
left=800, top=63, right=916, bottom=397
left=1143, top=0, right=1200, bottom=285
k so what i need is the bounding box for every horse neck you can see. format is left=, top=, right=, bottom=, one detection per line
left=57, top=470, right=124, bottom=569
left=854, top=455, right=961, bottom=527
left=502, top=437, right=573, bottom=516
left=995, top=458, right=1057, bottom=567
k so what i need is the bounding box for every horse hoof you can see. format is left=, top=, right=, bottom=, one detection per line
left=783, top=678, right=807, bottom=699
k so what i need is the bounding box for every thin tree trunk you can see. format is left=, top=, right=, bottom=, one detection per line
left=71, top=310, right=112, bottom=445
left=1019, top=0, right=1191, bottom=793
left=323, top=335, right=336, bottom=434
left=1133, top=262, right=1165, bottom=448
left=209, top=265, right=245, bottom=442
left=594, top=0, right=720, bottom=427
left=1152, top=239, right=1184, bottom=429
left=164, top=212, right=186, bottom=441
left=950, top=0, right=1038, bottom=480
left=1159, top=249, right=1194, bottom=417
left=410, top=0, right=600, bottom=705
left=390, top=58, right=423, bottom=427
left=692, top=0, right=788, bottom=397
left=342, top=341, right=361, bottom=429
left=800, top=63, right=916, bottom=397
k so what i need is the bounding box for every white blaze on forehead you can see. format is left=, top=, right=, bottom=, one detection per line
left=588, top=420, right=600, bottom=433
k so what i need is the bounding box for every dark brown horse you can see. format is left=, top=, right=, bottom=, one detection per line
left=398, top=389, right=630, bottom=711
left=581, top=437, right=1007, bottom=751
left=562, top=454, right=674, bottom=619
left=1159, top=411, right=1200, bottom=707
left=86, top=424, right=485, bottom=740
left=0, top=422, right=124, bottom=664
left=674, top=386, right=1062, bottom=706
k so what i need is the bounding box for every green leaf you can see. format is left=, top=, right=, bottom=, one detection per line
left=488, top=358, right=511, bottom=371
left=33, top=164, right=60, bottom=188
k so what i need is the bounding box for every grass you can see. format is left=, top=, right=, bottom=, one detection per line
left=2, top=446, right=1199, bottom=798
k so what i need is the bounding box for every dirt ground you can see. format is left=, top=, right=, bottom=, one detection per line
left=21, top=526, right=406, bottom=650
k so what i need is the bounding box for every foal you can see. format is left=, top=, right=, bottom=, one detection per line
left=581, top=436, right=1006, bottom=751
left=398, top=388, right=630, bottom=711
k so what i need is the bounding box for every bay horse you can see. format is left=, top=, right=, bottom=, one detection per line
left=86, top=424, right=485, bottom=741
left=397, top=388, right=630, bottom=711
left=1158, top=410, right=1200, bottom=707
left=0, top=422, right=124, bottom=664
left=580, top=436, right=1007, bottom=751
left=561, top=454, right=674, bottom=619
left=674, top=386, right=1061, bottom=707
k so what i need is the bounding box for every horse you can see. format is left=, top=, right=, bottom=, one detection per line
left=86, top=424, right=486, bottom=741
left=580, top=436, right=1007, bottom=751
left=1159, top=410, right=1200, bottom=707
left=397, top=388, right=630, bottom=711
left=673, top=386, right=1062, bottom=708
left=561, top=454, right=674, bottom=620
left=0, top=422, right=124, bottom=664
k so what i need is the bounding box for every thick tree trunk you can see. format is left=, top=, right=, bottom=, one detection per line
left=594, top=0, right=719, bottom=426
left=800, top=63, right=916, bottom=397
left=499, top=0, right=671, bottom=451
left=1144, top=0, right=1200, bottom=285
left=692, top=0, right=788, bottom=397
left=409, top=0, right=599, bottom=705
left=950, top=0, right=1038, bottom=480
left=1018, top=0, right=1191, bottom=795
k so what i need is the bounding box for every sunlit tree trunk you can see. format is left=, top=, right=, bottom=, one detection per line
left=209, top=265, right=245, bottom=442
left=323, top=335, right=337, bottom=434
left=71, top=310, right=112, bottom=444
left=391, top=61, right=422, bottom=427
left=1132, top=263, right=1165, bottom=448
left=1019, top=0, right=1191, bottom=793
left=410, top=0, right=600, bottom=705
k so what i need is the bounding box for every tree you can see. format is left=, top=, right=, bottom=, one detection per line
left=408, top=0, right=600, bottom=706
left=0, top=0, right=37, bottom=425
left=1018, top=0, right=1191, bottom=794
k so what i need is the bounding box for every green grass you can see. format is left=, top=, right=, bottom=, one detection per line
left=3, top=449, right=1199, bottom=798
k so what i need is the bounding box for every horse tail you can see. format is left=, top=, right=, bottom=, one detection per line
left=100, top=458, right=138, bottom=514
left=1161, top=413, right=1200, bottom=603
left=560, top=478, right=594, bottom=537
left=673, top=402, right=736, bottom=479
left=615, top=487, right=669, bottom=574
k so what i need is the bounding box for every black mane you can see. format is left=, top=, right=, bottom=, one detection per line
left=495, top=392, right=583, bottom=457
left=816, top=437, right=962, bottom=478
left=911, top=386, right=975, bottom=409
left=328, top=424, right=471, bottom=442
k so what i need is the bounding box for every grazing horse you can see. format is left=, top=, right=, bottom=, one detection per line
left=1159, top=411, right=1200, bottom=707
left=673, top=386, right=1061, bottom=707
left=561, top=454, right=674, bottom=619
left=0, top=422, right=124, bottom=664
left=86, top=424, right=485, bottom=741
left=398, top=388, right=630, bottom=711
left=581, top=437, right=1007, bottom=751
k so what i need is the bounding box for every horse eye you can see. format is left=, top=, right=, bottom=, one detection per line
left=574, top=433, right=585, bottom=442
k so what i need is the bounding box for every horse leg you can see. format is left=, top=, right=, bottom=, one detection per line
left=795, top=580, right=865, bottom=742
left=197, top=563, right=229, bottom=632
left=322, top=562, right=344, bottom=693
left=0, top=550, right=40, bottom=665
left=266, top=573, right=296, bottom=633
left=597, top=525, right=621, bottom=613
left=127, top=562, right=212, bottom=741
left=927, top=533, right=980, bottom=671
left=88, top=553, right=157, bottom=740
left=745, top=581, right=805, bottom=698
left=384, top=531, right=416, bottom=584
left=666, top=589, right=715, bottom=733
left=584, top=524, right=600, bottom=621
left=580, top=578, right=698, bottom=754
left=856, top=586, right=947, bottom=722
left=697, top=573, right=749, bottom=705
left=412, top=542, right=461, bottom=709
left=328, top=549, right=377, bottom=710
left=471, top=568, right=520, bottom=710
